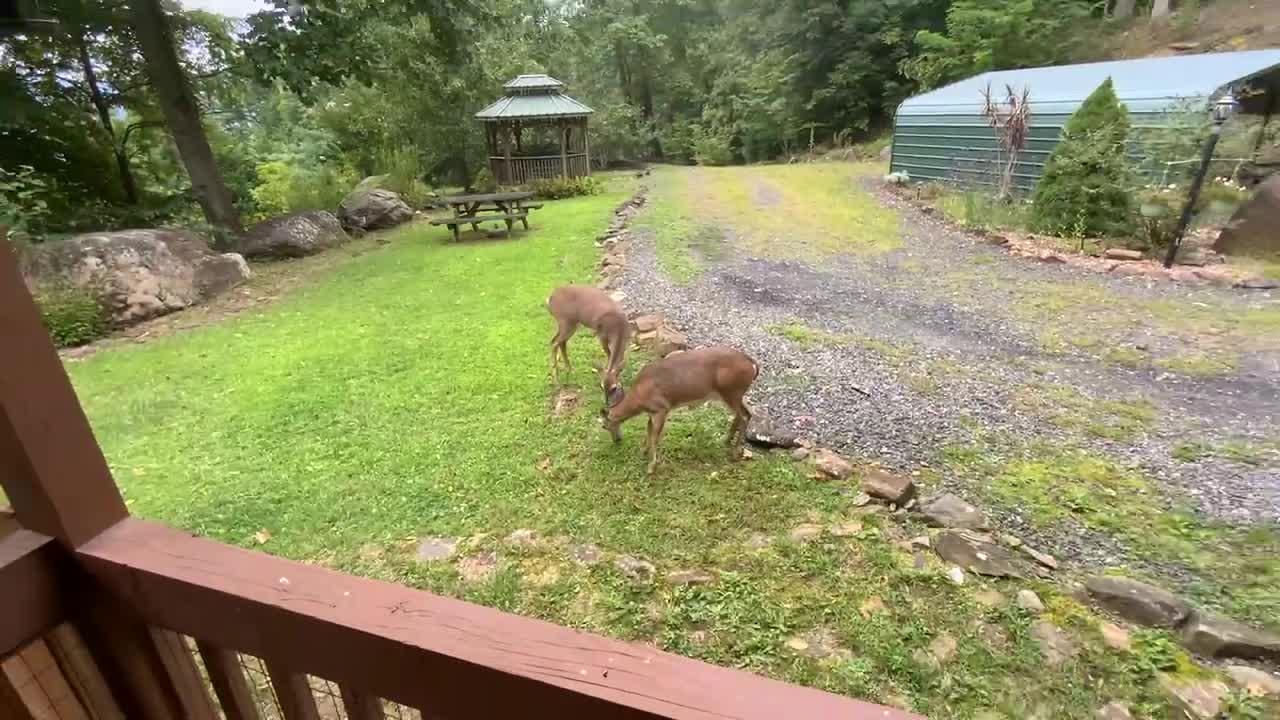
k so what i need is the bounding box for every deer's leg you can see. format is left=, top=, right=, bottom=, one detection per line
left=646, top=410, right=668, bottom=476
left=550, top=321, right=579, bottom=379
left=721, top=392, right=751, bottom=457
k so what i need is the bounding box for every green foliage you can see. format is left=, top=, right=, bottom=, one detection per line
left=903, top=0, right=1092, bottom=89
left=530, top=176, right=602, bottom=200
left=1032, top=79, right=1134, bottom=238
left=693, top=130, right=734, bottom=166
left=250, top=160, right=356, bottom=219
left=35, top=285, right=108, bottom=347
left=658, top=121, right=700, bottom=165
left=590, top=101, right=651, bottom=169
left=473, top=167, right=498, bottom=193
left=0, top=165, right=53, bottom=240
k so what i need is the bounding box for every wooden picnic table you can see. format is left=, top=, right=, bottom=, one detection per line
left=430, top=190, right=542, bottom=242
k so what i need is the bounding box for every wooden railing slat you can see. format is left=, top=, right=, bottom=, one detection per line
left=46, top=624, right=125, bottom=720
left=0, top=655, right=38, bottom=720
left=197, top=641, right=261, bottom=720
left=265, top=661, right=320, bottom=720
left=339, top=686, right=384, bottom=720
left=0, top=238, right=128, bottom=549
left=148, top=629, right=219, bottom=720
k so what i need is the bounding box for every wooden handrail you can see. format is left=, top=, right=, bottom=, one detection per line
left=77, top=518, right=921, bottom=720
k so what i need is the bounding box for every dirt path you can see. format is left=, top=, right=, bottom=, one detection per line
left=621, top=166, right=1280, bottom=546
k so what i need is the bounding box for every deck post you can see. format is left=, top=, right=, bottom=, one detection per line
left=0, top=235, right=128, bottom=549
left=0, top=234, right=220, bottom=720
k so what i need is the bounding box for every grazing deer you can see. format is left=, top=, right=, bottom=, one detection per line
left=600, top=346, right=758, bottom=475
left=546, top=285, right=630, bottom=383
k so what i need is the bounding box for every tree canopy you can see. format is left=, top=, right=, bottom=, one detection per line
left=0, top=0, right=1144, bottom=239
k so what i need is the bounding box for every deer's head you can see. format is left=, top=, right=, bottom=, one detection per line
left=599, top=367, right=624, bottom=442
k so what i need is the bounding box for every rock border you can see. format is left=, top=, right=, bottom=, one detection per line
left=884, top=183, right=1277, bottom=290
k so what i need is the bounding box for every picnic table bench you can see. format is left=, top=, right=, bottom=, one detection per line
left=429, top=190, right=543, bottom=242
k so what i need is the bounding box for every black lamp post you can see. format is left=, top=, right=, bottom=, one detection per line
left=1163, top=92, right=1240, bottom=268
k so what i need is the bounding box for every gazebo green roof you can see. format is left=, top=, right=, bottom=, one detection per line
left=475, top=74, right=594, bottom=121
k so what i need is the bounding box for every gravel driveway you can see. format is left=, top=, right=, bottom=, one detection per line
left=619, top=168, right=1280, bottom=540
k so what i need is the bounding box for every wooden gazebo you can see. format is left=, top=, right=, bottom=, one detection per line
left=476, top=74, right=593, bottom=185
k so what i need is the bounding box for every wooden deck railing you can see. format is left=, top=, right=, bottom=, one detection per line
left=0, top=235, right=921, bottom=720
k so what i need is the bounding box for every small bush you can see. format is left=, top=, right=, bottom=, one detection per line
left=530, top=176, right=602, bottom=200
left=1032, top=78, right=1134, bottom=237
left=36, top=285, right=107, bottom=348
left=693, top=130, right=734, bottom=166
left=250, top=160, right=357, bottom=221
left=473, top=167, right=498, bottom=193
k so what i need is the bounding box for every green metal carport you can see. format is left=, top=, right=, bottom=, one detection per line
left=890, top=49, right=1280, bottom=190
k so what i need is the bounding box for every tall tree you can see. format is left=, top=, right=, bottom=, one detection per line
left=129, top=0, right=241, bottom=232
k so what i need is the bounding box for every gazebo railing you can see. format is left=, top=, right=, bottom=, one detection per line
left=491, top=153, right=590, bottom=184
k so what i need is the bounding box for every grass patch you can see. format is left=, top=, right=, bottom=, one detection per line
left=767, top=322, right=914, bottom=365
left=932, top=186, right=1034, bottom=233
left=942, top=440, right=1280, bottom=632
left=1154, top=353, right=1238, bottom=377
left=1173, top=439, right=1279, bottom=466
left=633, top=167, right=705, bottom=283
left=681, top=163, right=900, bottom=259
left=767, top=322, right=846, bottom=349
left=1015, top=383, right=1156, bottom=443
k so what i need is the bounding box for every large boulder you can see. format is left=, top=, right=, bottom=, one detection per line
left=1213, top=176, right=1280, bottom=256
left=236, top=211, right=347, bottom=259
left=23, top=229, right=249, bottom=325
left=337, top=188, right=413, bottom=232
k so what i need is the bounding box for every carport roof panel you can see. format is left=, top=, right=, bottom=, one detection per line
left=898, top=49, right=1280, bottom=116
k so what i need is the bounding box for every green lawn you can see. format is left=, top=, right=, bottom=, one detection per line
left=63, top=176, right=1271, bottom=719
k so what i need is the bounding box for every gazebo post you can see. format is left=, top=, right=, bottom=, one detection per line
left=502, top=123, right=513, bottom=185
left=560, top=120, right=569, bottom=179
left=582, top=118, right=591, bottom=175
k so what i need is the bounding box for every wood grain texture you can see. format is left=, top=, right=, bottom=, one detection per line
left=77, top=518, right=921, bottom=720
left=0, top=528, right=70, bottom=657
left=197, top=641, right=262, bottom=720
left=0, top=238, right=128, bottom=548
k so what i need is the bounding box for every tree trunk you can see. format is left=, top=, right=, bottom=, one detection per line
left=1112, top=0, right=1136, bottom=18
left=128, top=0, right=242, bottom=233
left=74, top=32, right=140, bottom=205
left=1151, top=0, right=1172, bottom=18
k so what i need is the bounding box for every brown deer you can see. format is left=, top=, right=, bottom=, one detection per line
left=600, top=346, right=758, bottom=475
left=546, top=285, right=630, bottom=383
